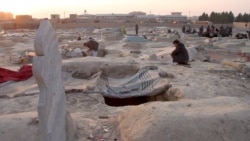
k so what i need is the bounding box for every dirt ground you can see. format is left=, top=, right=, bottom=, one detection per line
left=0, top=26, right=250, bottom=141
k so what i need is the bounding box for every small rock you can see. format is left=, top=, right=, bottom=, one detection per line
left=28, top=117, right=39, bottom=125
left=159, top=71, right=175, bottom=78
left=99, top=116, right=109, bottom=119
left=130, top=50, right=141, bottom=54
left=163, top=87, right=184, bottom=101
left=86, top=86, right=96, bottom=91
left=143, top=66, right=158, bottom=70
left=87, top=134, right=94, bottom=140
left=155, top=94, right=166, bottom=101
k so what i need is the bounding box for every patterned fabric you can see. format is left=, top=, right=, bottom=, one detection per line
left=96, top=69, right=169, bottom=98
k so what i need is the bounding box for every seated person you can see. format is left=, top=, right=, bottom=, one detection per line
left=83, top=37, right=99, bottom=56
left=171, top=39, right=189, bottom=65
left=77, top=35, right=81, bottom=40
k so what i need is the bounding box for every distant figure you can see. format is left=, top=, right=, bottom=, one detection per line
left=83, top=37, right=99, bottom=56
left=171, top=39, right=189, bottom=65
left=198, top=25, right=204, bottom=36
left=205, top=25, right=210, bottom=37
left=135, top=24, right=139, bottom=35
left=77, top=35, right=81, bottom=40
left=182, top=25, right=186, bottom=33
left=187, top=25, right=192, bottom=34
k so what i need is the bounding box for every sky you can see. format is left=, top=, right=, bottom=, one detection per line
left=0, top=0, right=249, bottom=18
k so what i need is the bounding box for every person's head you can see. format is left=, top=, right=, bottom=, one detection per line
left=83, top=42, right=89, bottom=47
left=173, top=39, right=180, bottom=47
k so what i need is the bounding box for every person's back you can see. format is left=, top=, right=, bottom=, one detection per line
left=171, top=40, right=189, bottom=64
left=182, top=25, right=186, bottom=33
left=83, top=38, right=99, bottom=56
left=87, top=39, right=99, bottom=51
left=77, top=36, right=81, bottom=40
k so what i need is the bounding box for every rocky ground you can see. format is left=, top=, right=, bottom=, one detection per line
left=0, top=26, right=250, bottom=141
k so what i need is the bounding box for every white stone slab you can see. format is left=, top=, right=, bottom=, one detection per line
left=187, top=46, right=198, bottom=61
left=33, top=20, right=75, bottom=141
left=156, top=48, right=174, bottom=64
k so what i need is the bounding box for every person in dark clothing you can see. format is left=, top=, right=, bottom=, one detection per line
left=182, top=25, right=186, bottom=33
left=83, top=37, right=99, bottom=56
left=135, top=24, right=139, bottom=35
left=171, top=39, right=189, bottom=64
left=77, top=35, right=81, bottom=40
left=198, top=25, right=204, bottom=37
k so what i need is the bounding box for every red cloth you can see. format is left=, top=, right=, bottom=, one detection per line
left=0, top=65, right=33, bottom=83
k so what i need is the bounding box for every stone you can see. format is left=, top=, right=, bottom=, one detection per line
left=242, top=65, right=250, bottom=77
left=156, top=48, right=174, bottom=64
left=97, top=48, right=107, bottom=57
left=124, top=36, right=147, bottom=42
left=220, top=59, right=245, bottom=71
left=158, top=71, right=175, bottom=78
left=32, top=20, right=75, bottom=141
left=187, top=46, right=198, bottom=61
left=163, top=87, right=184, bottom=101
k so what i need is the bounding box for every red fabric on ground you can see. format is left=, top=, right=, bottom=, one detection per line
left=0, top=65, right=33, bottom=83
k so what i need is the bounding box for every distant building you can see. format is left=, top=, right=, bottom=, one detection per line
left=65, top=12, right=188, bottom=24
left=50, top=14, right=60, bottom=28
left=95, top=14, right=135, bottom=23
left=69, top=14, right=77, bottom=23
left=129, top=11, right=146, bottom=16
left=96, top=14, right=134, bottom=19
left=77, top=14, right=95, bottom=23
left=157, top=12, right=188, bottom=23
left=0, top=12, right=13, bottom=21
left=171, top=12, right=182, bottom=16
left=78, top=14, right=95, bottom=19
left=137, top=14, right=159, bottom=23
left=195, top=21, right=212, bottom=25
left=189, top=16, right=199, bottom=24
left=14, top=15, right=39, bottom=29
left=16, top=15, right=32, bottom=23
left=233, top=22, right=250, bottom=29
left=51, top=14, right=60, bottom=23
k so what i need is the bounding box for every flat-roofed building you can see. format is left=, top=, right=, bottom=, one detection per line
left=16, top=15, right=32, bottom=23
left=15, top=15, right=39, bottom=29
left=137, top=14, right=159, bottom=23
left=0, top=12, right=13, bottom=21
left=77, top=14, right=95, bottom=23
left=95, top=14, right=135, bottom=22
left=50, top=14, right=60, bottom=28
left=51, top=14, right=60, bottom=23
left=157, top=12, right=188, bottom=23
left=69, top=14, right=77, bottom=23
left=129, top=11, right=146, bottom=16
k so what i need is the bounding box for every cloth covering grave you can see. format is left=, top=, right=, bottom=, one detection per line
left=96, top=68, right=170, bottom=98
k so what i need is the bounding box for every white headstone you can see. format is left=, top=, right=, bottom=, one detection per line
left=156, top=48, right=174, bottom=64
left=33, top=20, right=75, bottom=141
left=187, top=47, right=198, bottom=61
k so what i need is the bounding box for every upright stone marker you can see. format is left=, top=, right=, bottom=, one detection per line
left=33, top=20, right=75, bottom=141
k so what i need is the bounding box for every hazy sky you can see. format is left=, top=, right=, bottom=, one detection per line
left=0, top=0, right=249, bottom=18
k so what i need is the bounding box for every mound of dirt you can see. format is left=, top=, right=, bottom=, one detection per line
left=117, top=96, right=250, bottom=141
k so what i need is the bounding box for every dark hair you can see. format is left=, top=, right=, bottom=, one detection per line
left=83, top=42, right=88, bottom=46
left=173, top=39, right=180, bottom=44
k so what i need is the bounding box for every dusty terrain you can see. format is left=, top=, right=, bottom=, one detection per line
left=0, top=25, right=250, bottom=141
